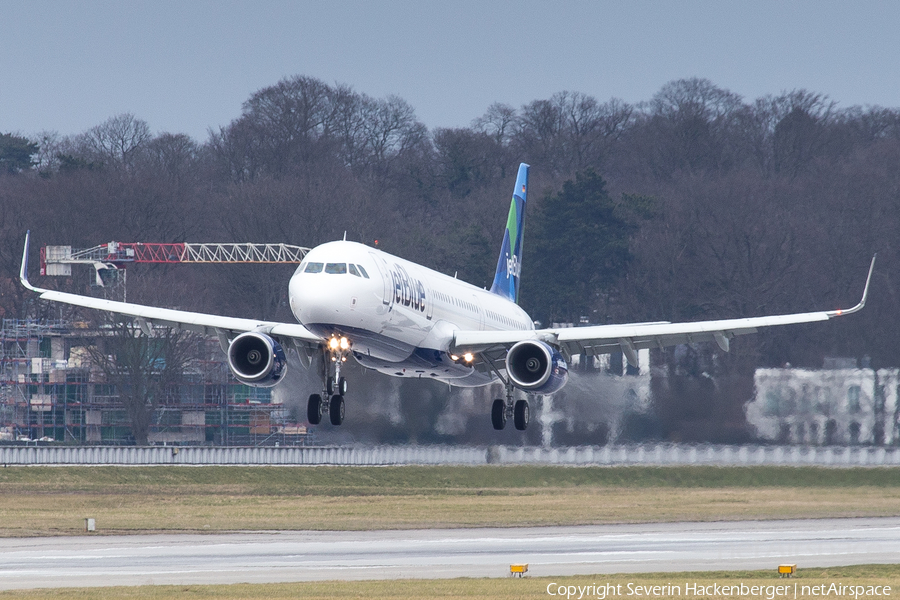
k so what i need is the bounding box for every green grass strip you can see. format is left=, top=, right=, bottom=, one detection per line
left=1, top=565, right=897, bottom=599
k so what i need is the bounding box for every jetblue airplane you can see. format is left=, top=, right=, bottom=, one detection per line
left=20, top=164, right=874, bottom=432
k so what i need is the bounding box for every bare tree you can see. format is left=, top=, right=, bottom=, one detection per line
left=241, top=75, right=334, bottom=177
left=329, top=84, right=371, bottom=170
left=641, top=78, right=744, bottom=175
left=514, top=92, right=634, bottom=177
left=86, top=319, right=202, bottom=446
left=473, top=102, right=517, bottom=147
left=80, top=113, right=153, bottom=171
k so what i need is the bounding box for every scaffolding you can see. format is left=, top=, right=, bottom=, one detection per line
left=0, top=320, right=311, bottom=446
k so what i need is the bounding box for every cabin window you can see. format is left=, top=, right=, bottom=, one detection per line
left=325, top=263, right=347, bottom=274
left=304, top=262, right=324, bottom=273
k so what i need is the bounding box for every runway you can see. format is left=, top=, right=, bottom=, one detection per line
left=0, top=517, right=898, bottom=590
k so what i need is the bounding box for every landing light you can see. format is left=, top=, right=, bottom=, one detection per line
left=329, top=336, right=350, bottom=351
left=463, top=353, right=474, bottom=363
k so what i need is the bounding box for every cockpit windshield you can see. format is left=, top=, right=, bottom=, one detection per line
left=300, top=260, right=370, bottom=278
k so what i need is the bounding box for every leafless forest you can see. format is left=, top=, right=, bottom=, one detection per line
left=1, top=76, right=896, bottom=444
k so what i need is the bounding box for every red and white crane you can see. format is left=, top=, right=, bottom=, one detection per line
left=41, top=241, right=310, bottom=276
left=40, top=242, right=311, bottom=299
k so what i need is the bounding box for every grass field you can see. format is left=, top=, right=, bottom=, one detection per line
left=0, top=465, right=898, bottom=536
left=1, top=565, right=897, bottom=599
left=1, top=466, right=898, bottom=598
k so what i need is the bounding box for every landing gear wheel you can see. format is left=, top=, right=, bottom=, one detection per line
left=330, top=394, right=345, bottom=426
left=491, top=398, right=507, bottom=430
left=514, top=399, right=529, bottom=431
left=327, top=377, right=348, bottom=396
left=307, top=394, right=322, bottom=425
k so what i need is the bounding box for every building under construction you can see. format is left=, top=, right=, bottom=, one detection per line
left=0, top=318, right=309, bottom=446
left=0, top=239, right=313, bottom=445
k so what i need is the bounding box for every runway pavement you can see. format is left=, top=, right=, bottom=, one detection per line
left=0, top=517, right=898, bottom=590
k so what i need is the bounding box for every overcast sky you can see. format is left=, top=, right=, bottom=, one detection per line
left=2, top=1, right=900, bottom=142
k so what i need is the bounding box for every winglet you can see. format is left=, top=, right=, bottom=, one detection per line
left=20, top=231, right=46, bottom=294
left=20, top=231, right=35, bottom=292
left=827, top=254, right=876, bottom=318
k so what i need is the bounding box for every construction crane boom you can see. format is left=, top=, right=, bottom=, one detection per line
left=40, top=242, right=311, bottom=276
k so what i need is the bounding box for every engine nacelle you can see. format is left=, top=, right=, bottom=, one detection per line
left=227, top=332, right=287, bottom=387
left=505, top=340, right=568, bottom=394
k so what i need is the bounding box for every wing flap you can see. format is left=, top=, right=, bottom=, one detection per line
left=554, top=312, right=826, bottom=355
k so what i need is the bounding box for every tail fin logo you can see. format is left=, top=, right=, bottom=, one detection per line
left=507, top=255, right=521, bottom=278
left=489, top=163, right=529, bottom=304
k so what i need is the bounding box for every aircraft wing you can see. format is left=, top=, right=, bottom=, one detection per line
left=19, top=232, right=322, bottom=347
left=454, top=255, right=876, bottom=367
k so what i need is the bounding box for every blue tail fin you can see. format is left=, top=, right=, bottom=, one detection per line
left=489, top=163, right=529, bottom=303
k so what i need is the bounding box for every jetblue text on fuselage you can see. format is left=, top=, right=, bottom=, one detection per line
left=390, top=264, right=426, bottom=312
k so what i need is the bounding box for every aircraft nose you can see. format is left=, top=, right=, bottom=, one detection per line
left=289, top=273, right=323, bottom=323
left=289, top=271, right=368, bottom=326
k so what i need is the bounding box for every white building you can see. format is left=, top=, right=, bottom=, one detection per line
left=747, top=366, right=900, bottom=445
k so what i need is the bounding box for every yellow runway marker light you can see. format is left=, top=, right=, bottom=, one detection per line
left=778, top=564, right=796, bottom=577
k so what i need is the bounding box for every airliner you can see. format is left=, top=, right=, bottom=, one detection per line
left=20, top=164, right=875, bottom=432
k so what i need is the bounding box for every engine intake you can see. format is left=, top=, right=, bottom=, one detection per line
left=505, top=340, right=568, bottom=394
left=227, top=332, right=287, bottom=387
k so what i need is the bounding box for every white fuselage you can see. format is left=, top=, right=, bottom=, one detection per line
left=288, top=241, right=533, bottom=385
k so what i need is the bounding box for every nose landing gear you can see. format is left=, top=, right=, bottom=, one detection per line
left=308, top=336, right=350, bottom=426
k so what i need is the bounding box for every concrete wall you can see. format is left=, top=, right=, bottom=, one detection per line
left=2, top=444, right=900, bottom=466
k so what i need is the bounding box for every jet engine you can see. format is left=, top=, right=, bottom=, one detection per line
left=227, top=332, right=287, bottom=387
left=505, top=340, right=568, bottom=394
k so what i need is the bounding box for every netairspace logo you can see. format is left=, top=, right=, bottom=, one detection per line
left=545, top=582, right=893, bottom=600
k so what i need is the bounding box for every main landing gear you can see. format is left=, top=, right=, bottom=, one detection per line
left=308, top=336, right=350, bottom=426
left=491, top=384, right=529, bottom=431
left=307, top=392, right=345, bottom=426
